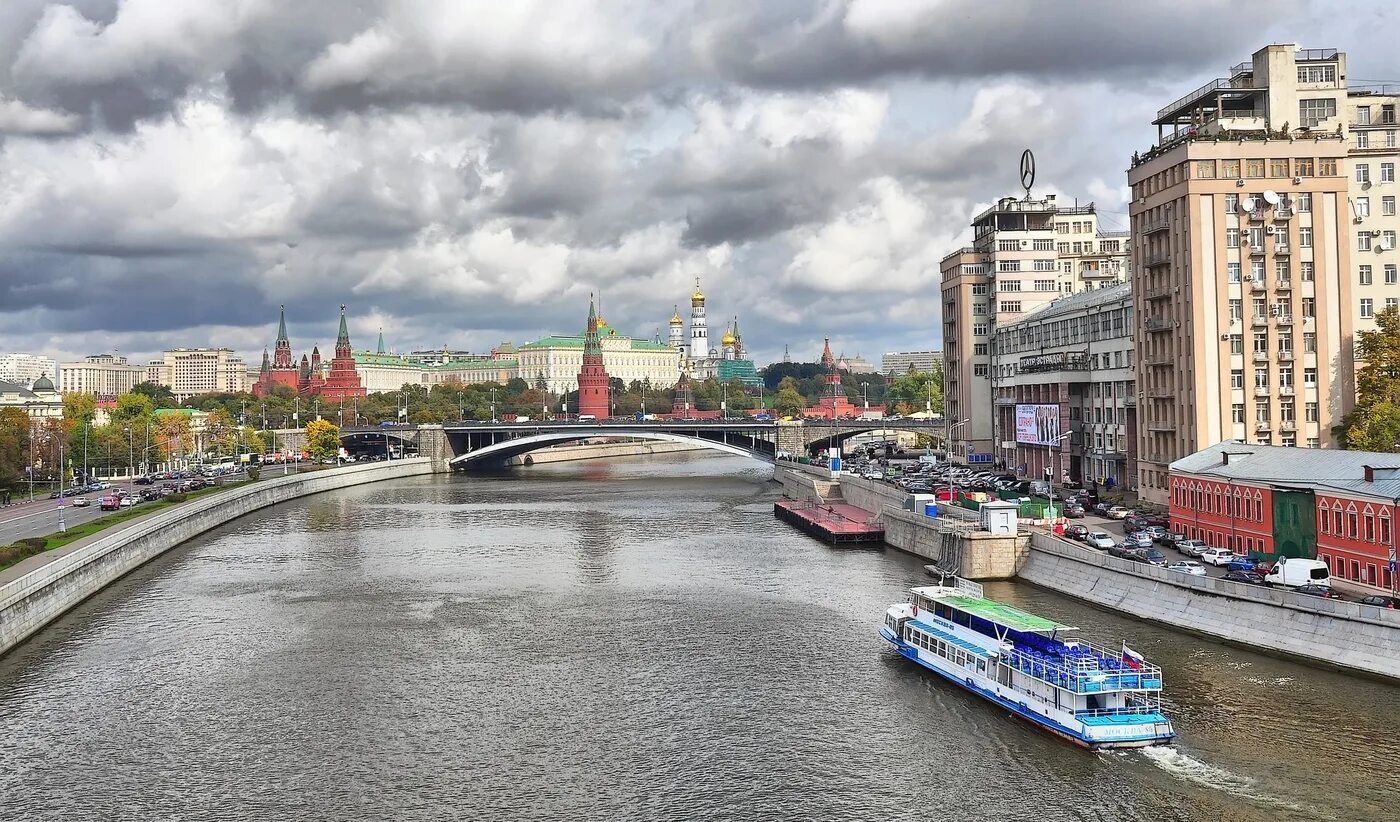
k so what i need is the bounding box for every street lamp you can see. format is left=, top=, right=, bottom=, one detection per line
left=124, top=426, right=134, bottom=480
left=721, top=383, right=728, bottom=420
left=941, top=419, right=971, bottom=503
left=490, top=387, right=498, bottom=423
left=1046, top=431, right=1073, bottom=531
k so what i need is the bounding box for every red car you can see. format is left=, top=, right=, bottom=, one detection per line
left=99, top=495, right=121, bottom=511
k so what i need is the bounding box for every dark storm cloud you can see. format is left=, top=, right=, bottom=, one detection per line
left=682, top=190, right=836, bottom=248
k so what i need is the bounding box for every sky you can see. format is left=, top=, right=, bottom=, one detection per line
left=1, top=0, right=1398, bottom=371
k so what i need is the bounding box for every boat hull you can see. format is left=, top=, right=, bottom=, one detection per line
left=880, top=626, right=1174, bottom=750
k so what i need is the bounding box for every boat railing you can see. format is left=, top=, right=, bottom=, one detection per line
left=1005, top=644, right=1163, bottom=693
left=1073, top=705, right=1163, bottom=719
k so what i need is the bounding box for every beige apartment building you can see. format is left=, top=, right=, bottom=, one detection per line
left=1130, top=44, right=1399, bottom=503
left=58, top=354, right=145, bottom=399
left=941, top=196, right=1130, bottom=465
left=147, top=348, right=249, bottom=400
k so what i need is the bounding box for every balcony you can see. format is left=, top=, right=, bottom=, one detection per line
left=1251, top=315, right=1270, bottom=328
left=1280, top=385, right=1295, bottom=397
left=1146, top=388, right=1174, bottom=400
left=1141, top=218, right=1170, bottom=235
left=1274, top=243, right=1291, bottom=255
left=1147, top=422, right=1176, bottom=433
left=1276, top=279, right=1293, bottom=291
left=1255, top=421, right=1272, bottom=432
left=1279, top=350, right=1294, bottom=361
left=1274, top=207, right=1294, bottom=220
left=1144, top=250, right=1172, bottom=268
left=1277, top=315, right=1295, bottom=327
left=1248, top=243, right=1267, bottom=256
left=1144, top=285, right=1174, bottom=302
left=1254, top=385, right=1270, bottom=397
left=1125, top=396, right=1136, bottom=407
left=1282, top=420, right=1297, bottom=432
left=1252, top=351, right=1270, bottom=363
left=1144, top=356, right=1173, bottom=367
left=1249, top=278, right=1267, bottom=291
left=1247, top=209, right=1266, bottom=222
left=1145, top=317, right=1174, bottom=333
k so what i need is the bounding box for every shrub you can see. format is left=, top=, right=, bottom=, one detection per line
left=16, top=537, right=47, bottom=552
left=165, top=493, right=188, bottom=503
left=247, top=466, right=260, bottom=481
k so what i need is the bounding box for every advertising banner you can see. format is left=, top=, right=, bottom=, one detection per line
left=1015, top=404, right=1061, bottom=446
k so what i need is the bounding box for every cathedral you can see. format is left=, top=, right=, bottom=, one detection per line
left=253, top=305, right=367, bottom=400
left=667, top=278, right=760, bottom=386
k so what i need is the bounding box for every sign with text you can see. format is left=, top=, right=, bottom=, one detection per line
left=1015, top=403, right=1062, bottom=446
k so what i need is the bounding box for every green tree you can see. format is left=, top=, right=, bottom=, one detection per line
left=885, top=369, right=944, bottom=415
left=1339, top=306, right=1400, bottom=450
left=305, top=419, right=341, bottom=463
left=774, top=386, right=805, bottom=417
left=0, top=408, right=31, bottom=493
left=241, top=426, right=266, bottom=454
left=110, top=393, right=155, bottom=425
left=131, top=382, right=178, bottom=407
left=63, top=392, right=97, bottom=429
left=205, top=408, right=239, bottom=456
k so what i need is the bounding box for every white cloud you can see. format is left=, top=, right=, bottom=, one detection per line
left=0, top=95, right=78, bottom=134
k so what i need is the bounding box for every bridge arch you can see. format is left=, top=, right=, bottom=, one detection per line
left=449, top=430, right=771, bottom=469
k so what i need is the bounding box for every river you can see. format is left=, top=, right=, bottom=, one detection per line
left=1, top=453, right=1396, bottom=821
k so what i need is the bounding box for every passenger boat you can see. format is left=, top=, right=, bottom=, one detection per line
left=881, top=575, right=1176, bottom=749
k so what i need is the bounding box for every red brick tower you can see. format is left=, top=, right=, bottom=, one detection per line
left=321, top=304, right=367, bottom=400
left=254, top=304, right=302, bottom=397
left=576, top=295, right=610, bottom=419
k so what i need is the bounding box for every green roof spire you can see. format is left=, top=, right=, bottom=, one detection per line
left=337, top=304, right=350, bottom=345
left=276, top=304, right=288, bottom=344
left=584, top=293, right=602, bottom=356
left=376, top=327, right=386, bottom=355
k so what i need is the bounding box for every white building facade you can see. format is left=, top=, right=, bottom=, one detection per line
left=0, top=353, right=56, bottom=386
left=58, top=354, right=145, bottom=399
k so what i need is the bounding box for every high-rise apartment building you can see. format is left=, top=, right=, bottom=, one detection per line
left=941, top=196, right=1130, bottom=464
left=58, top=354, right=145, bottom=399
left=0, top=353, right=56, bottom=386
left=148, top=348, right=249, bottom=401
left=880, top=350, right=944, bottom=376
left=1129, top=44, right=1399, bottom=503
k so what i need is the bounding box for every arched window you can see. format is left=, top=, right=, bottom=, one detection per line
left=1347, top=503, right=1359, bottom=539
left=1319, top=500, right=1331, bottom=534
left=1254, top=490, right=1263, bottom=522
left=1333, top=502, right=1344, bottom=536
left=1381, top=510, right=1393, bottom=545
left=1363, top=505, right=1377, bottom=542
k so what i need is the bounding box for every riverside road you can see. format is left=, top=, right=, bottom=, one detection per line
left=0, top=453, right=1395, bottom=821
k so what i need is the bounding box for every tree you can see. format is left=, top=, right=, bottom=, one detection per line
left=131, top=382, right=178, bottom=408
left=886, top=369, right=944, bottom=415
left=205, top=408, right=239, bottom=456
left=0, top=408, right=31, bottom=493
left=241, top=426, right=266, bottom=454
left=1339, top=306, right=1400, bottom=450
left=156, top=413, right=193, bottom=462
left=773, top=387, right=805, bottom=417
left=63, top=393, right=97, bottom=429
left=110, top=393, right=155, bottom=425
left=304, top=419, right=341, bottom=462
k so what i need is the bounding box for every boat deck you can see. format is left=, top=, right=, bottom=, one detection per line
left=1079, top=712, right=1169, bottom=727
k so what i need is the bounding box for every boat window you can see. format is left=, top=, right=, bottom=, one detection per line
left=977, top=660, right=986, bottom=673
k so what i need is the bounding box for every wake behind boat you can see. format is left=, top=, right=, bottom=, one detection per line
left=881, top=575, right=1176, bottom=749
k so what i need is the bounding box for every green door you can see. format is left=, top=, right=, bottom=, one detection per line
left=1271, top=488, right=1317, bottom=560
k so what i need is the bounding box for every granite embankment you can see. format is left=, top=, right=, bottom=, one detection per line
left=0, top=458, right=434, bottom=657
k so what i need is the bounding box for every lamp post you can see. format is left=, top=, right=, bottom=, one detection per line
left=1047, top=431, right=1072, bottom=530
left=721, top=383, right=728, bottom=420
left=942, top=419, right=970, bottom=503
left=124, top=427, right=134, bottom=480
left=144, top=419, right=152, bottom=475
left=490, top=387, right=497, bottom=423
left=55, top=433, right=66, bottom=533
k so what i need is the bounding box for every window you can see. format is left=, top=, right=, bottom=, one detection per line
left=1270, top=158, right=1290, bottom=178
left=1357, top=106, right=1373, bottom=126
left=1386, top=231, right=1398, bottom=250
left=1253, top=332, right=1268, bottom=353
left=971, top=283, right=988, bottom=295
left=1298, top=65, right=1337, bottom=84
left=1308, top=437, right=1320, bottom=448
left=1246, top=159, right=1265, bottom=178
left=1197, top=160, right=1216, bottom=178
left=1301, top=261, right=1314, bottom=281
left=973, top=364, right=988, bottom=377
left=1385, top=104, right=1398, bottom=125
left=1304, top=368, right=1318, bottom=386
left=1279, top=334, right=1293, bottom=353
left=998, top=260, right=1021, bottom=272
left=1361, top=298, right=1374, bottom=318
left=1281, top=400, right=1295, bottom=422
left=1251, top=259, right=1265, bottom=282
left=1231, top=369, right=1244, bottom=389
left=1302, top=298, right=1315, bottom=318
left=1232, top=403, right=1245, bottom=423
left=1249, top=227, right=1265, bottom=248
left=973, top=323, right=988, bottom=336
left=1227, top=228, right=1240, bottom=248
left=1225, top=193, right=1239, bottom=213
left=1300, top=98, right=1337, bottom=126
left=1357, top=131, right=1370, bottom=150
left=1255, top=368, right=1269, bottom=389
left=1000, top=301, right=1021, bottom=313
left=972, top=302, right=987, bottom=315
left=1383, top=163, right=1396, bottom=183
left=1306, top=402, right=1319, bottom=422
left=1228, top=262, right=1241, bottom=283
left=1001, top=280, right=1022, bottom=292
left=1299, top=227, right=1313, bottom=248
left=1304, top=332, right=1317, bottom=353
left=1384, top=196, right=1397, bottom=216
left=1357, top=163, right=1371, bottom=184
left=1360, top=265, right=1374, bottom=285
left=1255, top=400, right=1270, bottom=421
left=973, top=343, right=988, bottom=356
left=1228, top=298, right=1243, bottom=321
left=1387, top=265, right=1399, bottom=285
left=1357, top=197, right=1371, bottom=218
left=1276, top=260, right=1291, bottom=281
left=1034, top=279, right=1055, bottom=291
left=1319, top=158, right=1337, bottom=176
left=1279, top=366, right=1293, bottom=388
left=1359, top=232, right=1372, bottom=252
left=1229, top=334, right=1244, bottom=354
left=1388, top=298, right=1399, bottom=312
left=1296, top=159, right=1314, bottom=177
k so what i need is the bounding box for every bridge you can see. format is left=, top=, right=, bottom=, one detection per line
left=335, top=419, right=948, bottom=471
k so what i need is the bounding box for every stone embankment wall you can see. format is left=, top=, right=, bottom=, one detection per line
left=1020, top=534, right=1400, bottom=681
left=506, top=440, right=707, bottom=466
left=0, top=458, right=435, bottom=657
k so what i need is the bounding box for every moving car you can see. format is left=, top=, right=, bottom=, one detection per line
left=1063, top=524, right=1090, bottom=542
left=1124, top=531, right=1155, bottom=549
left=1264, top=557, right=1331, bottom=589
left=1200, top=547, right=1237, bottom=566
left=1139, top=548, right=1168, bottom=566
left=99, top=495, right=121, bottom=511
left=70, top=496, right=91, bottom=507
left=1085, top=531, right=1116, bottom=550
left=1176, top=539, right=1209, bottom=558
left=1157, top=531, right=1187, bottom=548
left=119, top=496, right=137, bottom=508
left=1295, top=584, right=1344, bottom=599
left=1358, top=595, right=1399, bottom=609
left=1166, top=560, right=1207, bottom=576
left=1105, top=506, right=1132, bottom=520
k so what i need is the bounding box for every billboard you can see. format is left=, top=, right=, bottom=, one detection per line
left=1015, top=404, right=1062, bottom=446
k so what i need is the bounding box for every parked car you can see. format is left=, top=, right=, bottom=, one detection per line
left=1139, top=548, right=1168, bottom=566
left=1093, top=502, right=1114, bottom=516
left=1157, top=531, right=1188, bottom=548
left=1223, top=569, right=1267, bottom=585
left=1264, top=557, right=1331, bottom=589
left=1200, top=548, right=1237, bottom=566
left=1063, top=524, right=1090, bottom=542
left=1085, top=531, right=1116, bottom=550
left=1176, top=539, right=1209, bottom=558
left=1063, top=504, right=1085, bottom=519
left=1358, top=595, right=1400, bottom=609
left=1106, top=506, right=1132, bottom=520
left=1108, top=542, right=1135, bottom=559
left=134, top=476, right=154, bottom=485
left=1124, top=516, right=1149, bottom=532
left=70, top=496, right=91, bottom=507
left=1166, top=560, right=1207, bottom=576
left=1295, top=583, right=1344, bottom=599
left=1144, top=525, right=1168, bottom=540
left=1124, top=531, right=1155, bottom=549
left=1226, top=557, right=1259, bottom=572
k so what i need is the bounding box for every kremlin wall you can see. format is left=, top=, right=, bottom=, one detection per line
left=251, top=279, right=764, bottom=401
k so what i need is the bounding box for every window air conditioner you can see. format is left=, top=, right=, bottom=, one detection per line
left=1292, top=176, right=1303, bottom=185
left=1265, top=225, right=1277, bottom=235
left=1236, top=179, right=1246, bottom=187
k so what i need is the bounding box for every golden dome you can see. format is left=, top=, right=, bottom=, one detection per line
left=691, top=276, right=705, bottom=305
left=669, top=306, right=684, bottom=325
left=721, top=328, right=737, bottom=346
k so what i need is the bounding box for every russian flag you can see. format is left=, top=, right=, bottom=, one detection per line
left=1122, top=644, right=1145, bottom=670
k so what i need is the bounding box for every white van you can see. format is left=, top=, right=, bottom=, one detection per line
left=577, top=414, right=597, bottom=422
left=1265, top=557, right=1331, bottom=588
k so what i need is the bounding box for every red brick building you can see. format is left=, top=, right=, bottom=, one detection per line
left=1170, top=442, right=1400, bottom=592
left=576, top=296, right=609, bottom=419
left=253, top=305, right=365, bottom=400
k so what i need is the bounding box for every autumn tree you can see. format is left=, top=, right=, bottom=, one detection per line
left=131, top=382, right=178, bottom=408
left=304, top=419, right=342, bottom=463
left=1339, top=306, right=1400, bottom=451
left=0, top=408, right=31, bottom=492
left=774, top=386, right=806, bottom=417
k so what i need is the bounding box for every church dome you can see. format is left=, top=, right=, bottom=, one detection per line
left=669, top=306, right=684, bottom=325
left=721, top=328, right=737, bottom=346
left=31, top=375, right=54, bottom=391
left=691, top=277, right=705, bottom=305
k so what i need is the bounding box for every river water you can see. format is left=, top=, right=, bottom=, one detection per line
left=1, top=453, right=1396, bottom=822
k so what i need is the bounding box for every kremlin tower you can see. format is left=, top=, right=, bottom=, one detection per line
left=688, top=277, right=708, bottom=365
left=576, top=295, right=611, bottom=419
left=813, top=337, right=857, bottom=419
left=320, top=305, right=367, bottom=400
left=668, top=305, right=685, bottom=353
left=252, top=304, right=366, bottom=400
